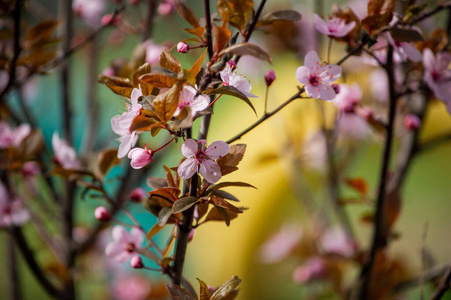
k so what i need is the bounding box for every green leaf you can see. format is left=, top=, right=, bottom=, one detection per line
left=206, top=86, right=256, bottom=115
left=172, top=196, right=199, bottom=213
left=257, top=10, right=302, bottom=26
left=219, top=43, right=272, bottom=64
left=166, top=284, right=197, bottom=300
left=158, top=207, right=173, bottom=226
left=211, top=276, right=242, bottom=300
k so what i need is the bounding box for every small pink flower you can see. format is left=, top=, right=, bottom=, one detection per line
left=111, top=87, right=143, bottom=158
left=258, top=225, right=302, bottom=264
left=177, top=139, right=230, bottom=183
left=296, top=50, right=342, bottom=100
left=0, top=121, right=31, bottom=149
left=157, top=0, right=175, bottom=16
left=292, top=256, right=328, bottom=284
left=111, top=274, right=151, bottom=300
left=52, top=133, right=80, bottom=170
left=175, top=85, right=210, bottom=117
left=333, top=83, right=362, bottom=112
left=0, top=182, right=30, bottom=227
left=423, top=48, right=451, bottom=102
left=320, top=226, right=356, bottom=258
left=177, top=41, right=189, bottom=53
left=21, top=161, right=40, bottom=179
left=220, top=63, right=257, bottom=98
left=130, top=188, right=146, bottom=202
left=143, top=40, right=165, bottom=66
left=265, top=70, right=276, bottom=87
left=130, top=256, right=144, bottom=269
left=73, top=0, right=105, bottom=27
left=95, top=206, right=111, bottom=221
left=101, top=13, right=120, bottom=26
left=105, top=226, right=144, bottom=263
left=128, top=147, right=153, bottom=169
left=314, top=14, right=355, bottom=37
left=404, top=114, right=421, bottom=131
left=387, top=32, right=422, bottom=63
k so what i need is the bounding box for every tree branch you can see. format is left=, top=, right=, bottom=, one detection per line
left=431, top=265, right=451, bottom=300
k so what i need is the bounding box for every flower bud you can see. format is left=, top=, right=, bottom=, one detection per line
left=130, top=256, right=144, bottom=269
left=130, top=188, right=146, bottom=203
left=331, top=83, right=340, bottom=95
left=265, top=70, right=276, bottom=87
left=177, top=42, right=189, bottom=53
left=188, top=229, right=195, bottom=242
left=94, top=206, right=111, bottom=221
left=404, top=114, right=421, bottom=131
left=128, top=147, right=153, bottom=169
left=101, top=14, right=120, bottom=26
left=158, top=3, right=173, bottom=16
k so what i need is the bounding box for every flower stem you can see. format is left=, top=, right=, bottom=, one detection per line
left=209, top=94, right=223, bottom=107
left=154, top=137, right=175, bottom=152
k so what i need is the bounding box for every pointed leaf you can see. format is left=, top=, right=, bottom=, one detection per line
left=98, top=148, right=120, bottom=176
left=184, top=27, right=205, bottom=39
left=344, top=178, right=368, bottom=195
left=197, top=278, right=211, bottom=300
left=189, top=48, right=208, bottom=79
left=147, top=223, right=164, bottom=241
left=204, top=206, right=238, bottom=226
left=206, top=86, right=256, bottom=115
left=219, top=43, right=272, bottom=64
left=209, top=196, right=243, bottom=213
left=166, top=284, right=197, bottom=300
left=257, top=10, right=302, bottom=26
left=390, top=27, right=423, bottom=42
left=213, top=22, right=232, bottom=54
left=211, top=189, right=239, bottom=202
left=154, top=81, right=184, bottom=122
left=163, top=165, right=176, bottom=188
left=211, top=276, right=241, bottom=300
left=211, top=181, right=256, bottom=190
left=139, top=73, right=177, bottom=89
left=158, top=206, right=173, bottom=226
left=217, top=0, right=253, bottom=31
left=160, top=49, right=181, bottom=74
left=129, top=115, right=159, bottom=132
left=174, top=0, right=200, bottom=28
left=147, top=176, right=168, bottom=189
left=171, top=106, right=193, bottom=129
left=217, top=144, right=246, bottom=175
left=172, top=196, right=199, bottom=213
left=132, top=62, right=152, bottom=87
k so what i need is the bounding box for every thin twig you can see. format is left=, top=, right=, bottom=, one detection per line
left=204, top=0, right=213, bottom=59
left=431, top=265, right=451, bottom=300
left=142, top=0, right=157, bottom=42
left=411, top=2, right=451, bottom=24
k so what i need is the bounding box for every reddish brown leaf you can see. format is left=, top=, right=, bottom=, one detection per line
left=154, top=81, right=184, bottom=123
left=219, top=42, right=272, bottom=64
left=98, top=148, right=120, bottom=176
left=183, top=27, right=205, bottom=39
left=174, top=0, right=200, bottom=28
left=217, top=144, right=246, bottom=176
left=146, top=223, right=164, bottom=241
left=344, top=178, right=368, bottom=195
left=129, top=115, right=159, bottom=132
left=139, top=73, right=177, bottom=89
left=213, top=22, right=232, bottom=54
left=197, top=278, right=211, bottom=300
left=172, top=196, right=199, bottom=213
left=166, top=284, right=197, bottom=300
left=257, top=10, right=302, bottom=26
left=189, top=48, right=208, bottom=79
left=390, top=27, right=423, bottom=42
left=385, top=188, right=401, bottom=230
left=160, top=49, right=181, bottom=74
left=209, top=196, right=243, bottom=214
left=217, top=0, right=253, bottom=31
left=210, top=275, right=242, bottom=300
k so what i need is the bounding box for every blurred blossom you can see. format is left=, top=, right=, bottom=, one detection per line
left=296, top=50, right=342, bottom=101
left=73, top=0, right=105, bottom=28
left=369, top=69, right=389, bottom=102
left=404, top=114, right=421, bottom=131
left=158, top=0, right=175, bottom=16
left=143, top=40, right=165, bottom=66
left=347, top=0, right=368, bottom=20
left=302, top=131, right=327, bottom=170
left=101, top=13, right=121, bottom=26
left=52, top=133, right=81, bottom=170
left=95, top=206, right=111, bottom=221
left=0, top=121, right=31, bottom=149
left=175, top=85, right=210, bottom=117
left=72, top=227, right=90, bottom=243
left=130, top=256, right=144, bottom=269
left=387, top=33, right=422, bottom=63
left=178, top=139, right=230, bottom=184
left=314, top=14, right=355, bottom=38
left=258, top=225, right=302, bottom=264
left=220, top=62, right=257, bottom=98
left=337, top=113, right=372, bottom=140
left=102, top=67, right=115, bottom=77
left=333, top=83, right=362, bottom=112
left=320, top=226, right=356, bottom=258
left=422, top=48, right=451, bottom=103
left=105, top=226, right=144, bottom=263
left=111, top=87, right=143, bottom=158
left=111, top=274, right=151, bottom=300
left=0, top=182, right=30, bottom=227
left=292, top=256, right=328, bottom=284
left=130, top=188, right=146, bottom=202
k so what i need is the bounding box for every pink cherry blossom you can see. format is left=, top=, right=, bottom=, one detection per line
left=177, top=41, right=189, bottom=53
left=387, top=32, right=422, bottom=63
left=157, top=0, right=175, bottom=16
left=105, top=226, right=144, bottom=263
left=265, top=69, right=276, bottom=87
left=404, top=114, right=421, bottom=131
left=292, top=256, right=328, bottom=284
left=174, top=85, right=210, bottom=117
left=143, top=40, right=165, bottom=66
left=111, top=274, right=151, bottom=300
left=314, top=14, right=356, bottom=37
left=177, top=139, right=230, bottom=183
left=320, top=226, right=356, bottom=258
left=333, top=83, right=362, bottom=112
left=111, top=87, right=143, bottom=158
left=296, top=50, right=342, bottom=101
left=52, top=133, right=80, bottom=170
left=258, top=225, right=302, bottom=264
left=423, top=48, right=451, bottom=102
left=130, top=255, right=144, bottom=269
left=128, top=147, right=153, bottom=169
left=73, top=0, right=105, bottom=28
left=219, top=62, right=257, bottom=98
left=0, top=182, right=30, bottom=227
left=0, top=121, right=31, bottom=149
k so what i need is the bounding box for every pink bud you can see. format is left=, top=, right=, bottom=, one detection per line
left=128, top=147, right=153, bottom=169
left=101, top=14, right=115, bottom=26
left=94, top=206, right=111, bottom=221
left=158, top=3, right=173, bottom=16
left=130, top=256, right=144, bottom=269
left=265, top=70, right=276, bottom=87
left=331, top=83, right=340, bottom=94
left=102, top=67, right=115, bottom=77
left=177, top=42, right=189, bottom=53
left=130, top=188, right=146, bottom=203
left=404, top=114, right=421, bottom=130
left=188, top=228, right=195, bottom=242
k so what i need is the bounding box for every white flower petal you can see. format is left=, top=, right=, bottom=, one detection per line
left=199, top=160, right=221, bottom=183
left=181, top=139, right=198, bottom=158
left=205, top=141, right=230, bottom=159
left=177, top=158, right=198, bottom=179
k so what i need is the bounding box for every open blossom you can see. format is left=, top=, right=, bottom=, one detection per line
left=314, top=14, right=355, bottom=37
left=220, top=62, right=257, bottom=98
left=52, top=133, right=80, bottom=169
left=387, top=32, right=422, bottom=63
left=111, top=87, right=143, bottom=158
left=0, top=182, right=30, bottom=227
left=423, top=48, right=451, bottom=103
left=177, top=139, right=230, bottom=183
left=296, top=50, right=342, bottom=101
left=0, top=122, right=31, bottom=149
left=333, top=83, right=362, bottom=112
left=105, top=226, right=144, bottom=263
left=128, top=147, right=153, bottom=169
left=175, top=85, right=210, bottom=117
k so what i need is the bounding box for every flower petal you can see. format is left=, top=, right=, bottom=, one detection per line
left=318, top=83, right=336, bottom=101
left=296, top=66, right=310, bottom=84
left=105, top=242, right=131, bottom=262
left=304, top=50, right=321, bottom=70
left=305, top=84, right=320, bottom=99
left=319, top=64, right=342, bottom=83
left=205, top=141, right=230, bottom=159
left=314, top=14, right=330, bottom=36
left=199, top=160, right=222, bottom=183
left=129, top=227, right=144, bottom=247
left=112, top=225, right=129, bottom=243
left=177, top=158, right=197, bottom=179
left=181, top=139, right=198, bottom=158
